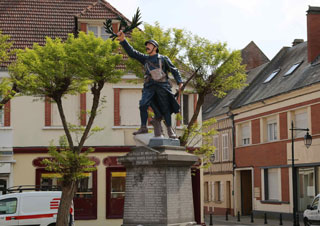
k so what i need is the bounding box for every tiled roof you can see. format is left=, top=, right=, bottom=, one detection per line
left=0, top=0, right=127, bottom=67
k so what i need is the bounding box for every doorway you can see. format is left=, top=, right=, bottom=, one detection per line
left=241, top=170, right=252, bottom=215
left=0, top=178, right=7, bottom=195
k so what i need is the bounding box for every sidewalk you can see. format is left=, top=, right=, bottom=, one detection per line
left=204, top=214, right=303, bottom=226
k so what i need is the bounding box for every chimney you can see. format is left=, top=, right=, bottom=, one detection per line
left=292, top=39, right=304, bottom=46
left=307, top=6, right=320, bottom=63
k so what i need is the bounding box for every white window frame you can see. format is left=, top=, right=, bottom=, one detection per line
left=213, top=135, right=220, bottom=162
left=294, top=110, right=308, bottom=138
left=267, top=119, right=277, bottom=141
left=222, top=133, right=229, bottom=161
left=264, top=168, right=281, bottom=201
left=87, top=25, right=110, bottom=40
left=241, top=124, right=250, bottom=146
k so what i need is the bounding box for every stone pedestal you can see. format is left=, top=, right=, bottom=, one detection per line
left=118, top=140, right=198, bottom=226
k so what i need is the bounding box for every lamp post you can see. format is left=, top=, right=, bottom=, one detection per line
left=290, top=120, right=312, bottom=226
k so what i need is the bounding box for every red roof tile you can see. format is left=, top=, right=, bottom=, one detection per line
left=0, top=0, right=128, bottom=67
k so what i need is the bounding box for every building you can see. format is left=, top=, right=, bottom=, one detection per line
left=202, top=41, right=269, bottom=216
left=0, top=1, right=201, bottom=225
left=228, top=6, right=320, bottom=218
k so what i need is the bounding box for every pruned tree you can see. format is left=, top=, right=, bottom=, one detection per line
left=12, top=31, right=123, bottom=226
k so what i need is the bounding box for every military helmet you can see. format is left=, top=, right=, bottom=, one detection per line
left=145, top=39, right=159, bottom=53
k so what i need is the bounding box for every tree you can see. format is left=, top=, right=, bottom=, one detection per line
left=12, top=31, right=123, bottom=226
left=126, top=23, right=247, bottom=147
left=0, top=30, right=19, bottom=106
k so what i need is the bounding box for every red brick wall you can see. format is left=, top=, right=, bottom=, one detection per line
left=254, top=168, right=261, bottom=200
left=241, top=41, right=269, bottom=70
left=114, top=88, right=120, bottom=126
left=251, top=119, right=260, bottom=144
left=281, top=167, right=290, bottom=202
left=279, top=112, right=288, bottom=140
left=44, top=97, right=51, bottom=127
left=235, top=141, right=287, bottom=167
left=4, top=101, right=10, bottom=127
left=80, top=23, right=87, bottom=33
left=307, top=12, right=320, bottom=63
left=311, top=103, right=320, bottom=134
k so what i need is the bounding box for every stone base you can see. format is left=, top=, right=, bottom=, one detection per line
left=118, top=145, right=198, bottom=226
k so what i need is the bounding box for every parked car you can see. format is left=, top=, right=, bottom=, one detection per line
left=0, top=189, right=74, bottom=226
left=304, top=193, right=320, bottom=226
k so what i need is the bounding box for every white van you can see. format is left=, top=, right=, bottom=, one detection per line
left=0, top=191, right=74, bottom=226
left=303, top=193, right=320, bottom=226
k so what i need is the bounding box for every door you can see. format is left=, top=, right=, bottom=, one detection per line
left=0, top=197, right=19, bottom=225
left=0, top=179, right=7, bottom=195
left=241, top=170, right=252, bottom=215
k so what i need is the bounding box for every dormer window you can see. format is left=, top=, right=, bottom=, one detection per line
left=88, top=25, right=110, bottom=40
left=263, top=69, right=280, bottom=83
left=284, top=61, right=302, bottom=76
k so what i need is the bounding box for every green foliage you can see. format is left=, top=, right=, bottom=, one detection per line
left=0, top=30, right=13, bottom=63
left=185, top=118, right=218, bottom=168
left=181, top=34, right=247, bottom=97
left=42, top=137, right=96, bottom=184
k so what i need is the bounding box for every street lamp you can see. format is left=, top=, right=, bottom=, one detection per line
left=290, top=120, right=312, bottom=226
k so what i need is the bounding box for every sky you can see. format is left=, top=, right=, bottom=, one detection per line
left=106, top=0, right=320, bottom=60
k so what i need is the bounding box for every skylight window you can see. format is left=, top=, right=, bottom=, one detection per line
left=284, top=61, right=302, bottom=76
left=263, top=69, right=280, bottom=83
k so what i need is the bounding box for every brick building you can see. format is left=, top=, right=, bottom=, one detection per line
left=202, top=41, right=269, bottom=216
left=211, top=6, right=320, bottom=218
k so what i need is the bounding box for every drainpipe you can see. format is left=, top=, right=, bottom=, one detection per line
left=228, top=110, right=237, bottom=216
left=74, top=16, right=79, bottom=38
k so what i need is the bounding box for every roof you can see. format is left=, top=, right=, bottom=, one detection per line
left=202, top=41, right=269, bottom=120
left=0, top=0, right=128, bottom=67
left=231, top=41, right=320, bottom=109
left=203, top=62, right=268, bottom=120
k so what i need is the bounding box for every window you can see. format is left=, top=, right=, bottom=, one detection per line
left=311, top=197, right=319, bottom=210
left=264, top=168, right=280, bottom=201
left=222, top=134, right=229, bottom=161
left=213, top=135, right=219, bottom=162
left=88, top=25, right=110, bottom=40
left=214, top=181, right=223, bottom=202
left=0, top=109, right=3, bottom=127
left=36, top=169, right=97, bottom=220
left=183, top=94, right=189, bottom=125
left=241, top=124, right=250, bottom=146
left=284, top=62, right=302, bottom=76
left=204, top=182, right=209, bottom=202
left=263, top=69, right=280, bottom=83
left=0, top=198, right=17, bottom=214
left=106, top=167, right=126, bottom=219
left=294, top=110, right=308, bottom=138
left=51, top=95, right=80, bottom=127
left=267, top=120, right=277, bottom=141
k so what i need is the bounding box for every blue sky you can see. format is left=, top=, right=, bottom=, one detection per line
left=107, top=0, right=320, bottom=59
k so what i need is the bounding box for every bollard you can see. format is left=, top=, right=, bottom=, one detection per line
left=296, top=213, right=300, bottom=226
left=237, top=211, right=240, bottom=222
left=264, top=212, right=268, bottom=224
left=251, top=211, right=254, bottom=223
left=225, top=210, right=228, bottom=221
left=279, top=213, right=283, bottom=225
left=209, top=213, right=213, bottom=226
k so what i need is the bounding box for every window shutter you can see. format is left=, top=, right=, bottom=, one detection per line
left=211, top=181, right=215, bottom=201
left=220, top=182, right=224, bottom=201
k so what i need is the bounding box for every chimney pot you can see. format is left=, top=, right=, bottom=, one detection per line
left=292, top=39, right=304, bottom=46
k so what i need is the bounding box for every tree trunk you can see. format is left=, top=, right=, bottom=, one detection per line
left=56, top=180, right=77, bottom=226
left=180, top=92, right=205, bottom=146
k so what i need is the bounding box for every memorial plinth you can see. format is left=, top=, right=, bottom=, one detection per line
left=118, top=139, right=198, bottom=226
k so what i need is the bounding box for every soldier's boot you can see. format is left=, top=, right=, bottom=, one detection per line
left=150, top=118, right=163, bottom=137
left=132, top=126, right=148, bottom=135
left=167, top=126, right=178, bottom=139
